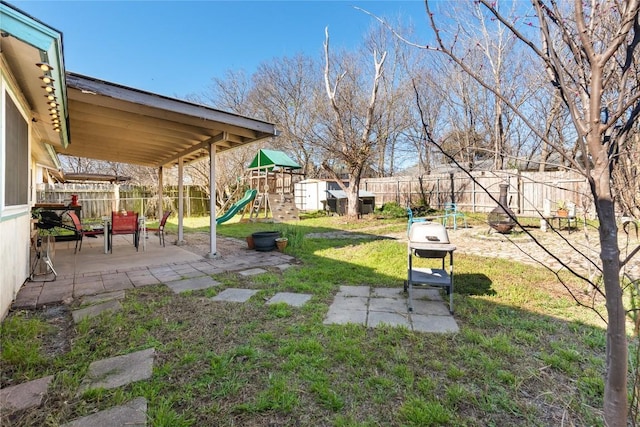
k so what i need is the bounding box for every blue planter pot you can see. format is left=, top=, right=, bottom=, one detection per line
left=251, top=231, right=281, bottom=252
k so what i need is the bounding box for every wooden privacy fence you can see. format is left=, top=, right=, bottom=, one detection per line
left=36, top=183, right=210, bottom=219
left=362, top=170, right=596, bottom=218
left=38, top=170, right=598, bottom=220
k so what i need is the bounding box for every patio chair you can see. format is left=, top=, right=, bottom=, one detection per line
left=406, top=207, right=428, bottom=236
left=66, top=211, right=105, bottom=253
left=109, top=211, right=139, bottom=253
left=442, top=202, right=467, bottom=230
left=146, top=211, right=171, bottom=247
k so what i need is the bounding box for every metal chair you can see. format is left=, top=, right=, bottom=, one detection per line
left=442, top=202, right=467, bottom=230
left=146, top=211, right=171, bottom=247
left=109, top=211, right=139, bottom=253
left=66, top=211, right=104, bottom=253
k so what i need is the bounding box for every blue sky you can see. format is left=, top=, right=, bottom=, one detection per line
left=12, top=1, right=430, bottom=99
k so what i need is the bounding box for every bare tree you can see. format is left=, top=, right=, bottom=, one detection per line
left=320, top=27, right=387, bottom=218
left=414, top=1, right=640, bottom=423
left=250, top=54, right=322, bottom=177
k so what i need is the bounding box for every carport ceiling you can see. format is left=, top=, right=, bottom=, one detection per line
left=59, top=72, right=277, bottom=168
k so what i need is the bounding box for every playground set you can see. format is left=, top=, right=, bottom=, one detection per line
left=215, top=149, right=302, bottom=224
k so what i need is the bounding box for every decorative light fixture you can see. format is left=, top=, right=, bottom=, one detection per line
left=45, top=94, right=56, bottom=101
left=42, top=85, right=55, bottom=93
left=39, top=75, right=54, bottom=84
left=36, top=62, right=53, bottom=72
left=48, top=101, right=58, bottom=108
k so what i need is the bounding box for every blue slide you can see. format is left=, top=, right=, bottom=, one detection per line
left=216, top=189, right=258, bottom=224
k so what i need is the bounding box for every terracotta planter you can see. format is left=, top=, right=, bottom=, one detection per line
left=557, top=209, right=568, bottom=218
left=275, top=238, right=288, bottom=251
left=246, top=235, right=255, bottom=249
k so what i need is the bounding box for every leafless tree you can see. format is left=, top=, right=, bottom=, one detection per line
left=320, top=27, right=387, bottom=218
left=412, top=1, right=640, bottom=423
left=250, top=54, right=323, bottom=177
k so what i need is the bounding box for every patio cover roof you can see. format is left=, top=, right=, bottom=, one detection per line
left=61, top=73, right=277, bottom=168
left=247, top=149, right=301, bottom=171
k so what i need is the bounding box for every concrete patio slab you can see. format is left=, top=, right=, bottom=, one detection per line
left=371, top=287, right=405, bottom=299
left=165, top=276, right=220, bottom=294
left=410, top=299, right=452, bottom=316
left=0, top=375, right=53, bottom=413
left=61, top=397, right=147, bottom=427
left=412, top=288, right=444, bottom=301
left=323, top=286, right=458, bottom=333
left=329, top=296, right=368, bottom=311
left=267, top=292, right=312, bottom=307
left=323, top=308, right=367, bottom=325
left=368, top=297, right=408, bottom=313
left=72, top=299, right=122, bottom=323
left=411, top=314, right=459, bottom=333
left=337, top=285, right=370, bottom=297
left=211, top=288, right=258, bottom=303
left=368, top=311, right=410, bottom=328
left=77, top=348, right=154, bottom=394
left=238, top=268, right=268, bottom=276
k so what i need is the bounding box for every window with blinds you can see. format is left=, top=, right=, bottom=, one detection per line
left=4, top=91, right=29, bottom=206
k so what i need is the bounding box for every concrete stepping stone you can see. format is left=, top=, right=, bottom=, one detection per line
left=323, top=308, right=367, bottom=325
left=368, top=311, right=411, bottom=328
left=165, top=276, right=220, bottom=293
left=78, top=348, right=154, bottom=394
left=0, top=375, right=53, bottom=413
left=337, top=285, right=370, bottom=297
left=238, top=268, right=268, bottom=276
left=371, top=288, right=404, bottom=299
left=72, top=299, right=122, bottom=323
left=80, top=290, right=125, bottom=305
left=267, top=292, right=311, bottom=307
left=410, top=300, right=452, bottom=316
left=61, top=397, right=147, bottom=427
left=368, top=297, right=408, bottom=313
left=329, top=296, right=368, bottom=311
left=411, top=314, right=459, bottom=333
left=412, top=288, right=443, bottom=301
left=211, top=288, right=258, bottom=303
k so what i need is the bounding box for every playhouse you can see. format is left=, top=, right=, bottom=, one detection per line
left=247, top=149, right=302, bottom=222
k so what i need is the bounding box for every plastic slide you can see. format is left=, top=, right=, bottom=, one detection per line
left=216, top=189, right=258, bottom=224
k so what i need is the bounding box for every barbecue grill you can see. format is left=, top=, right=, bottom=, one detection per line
left=405, top=222, right=456, bottom=314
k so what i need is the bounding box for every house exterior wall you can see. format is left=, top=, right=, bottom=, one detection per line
left=1, top=60, right=34, bottom=320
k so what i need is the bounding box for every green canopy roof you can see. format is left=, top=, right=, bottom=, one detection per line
left=248, top=149, right=302, bottom=171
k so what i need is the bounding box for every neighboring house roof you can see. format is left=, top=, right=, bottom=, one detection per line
left=248, top=149, right=301, bottom=171
left=326, top=190, right=376, bottom=199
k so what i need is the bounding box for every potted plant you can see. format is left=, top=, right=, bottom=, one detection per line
left=275, top=237, right=288, bottom=251
left=556, top=200, right=569, bottom=217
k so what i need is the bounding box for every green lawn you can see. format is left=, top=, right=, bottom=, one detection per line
left=1, top=215, right=631, bottom=426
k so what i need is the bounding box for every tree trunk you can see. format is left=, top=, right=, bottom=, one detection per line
left=592, top=165, right=629, bottom=425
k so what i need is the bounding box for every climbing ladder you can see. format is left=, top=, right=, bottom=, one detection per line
left=250, top=192, right=271, bottom=221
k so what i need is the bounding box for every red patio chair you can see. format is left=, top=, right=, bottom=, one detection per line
left=66, top=211, right=105, bottom=253
left=146, top=211, right=171, bottom=247
left=109, top=211, right=139, bottom=253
